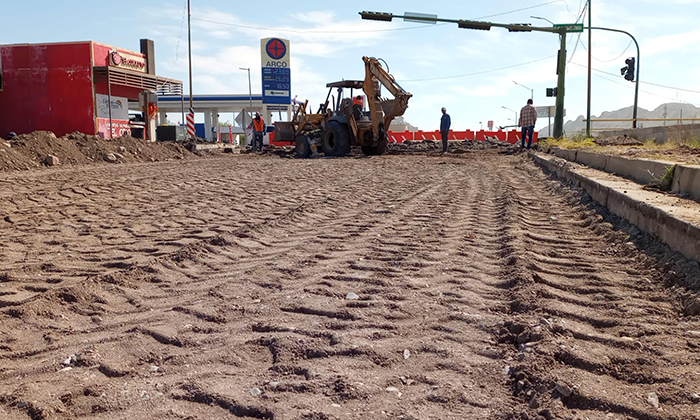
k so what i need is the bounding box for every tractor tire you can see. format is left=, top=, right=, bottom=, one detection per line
left=295, top=135, right=311, bottom=158
left=362, top=137, right=388, bottom=156
left=321, top=121, right=351, bottom=157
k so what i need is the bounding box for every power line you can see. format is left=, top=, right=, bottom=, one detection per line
left=191, top=1, right=572, bottom=35
left=173, top=0, right=188, bottom=64
left=402, top=55, right=556, bottom=82
left=578, top=38, right=633, bottom=63
left=472, top=0, right=567, bottom=20
left=570, top=61, right=700, bottom=95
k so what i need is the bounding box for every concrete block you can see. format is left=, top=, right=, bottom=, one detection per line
left=605, top=156, right=675, bottom=185
left=45, top=155, right=60, bottom=166
left=575, top=150, right=609, bottom=171
left=550, top=147, right=577, bottom=162
left=672, top=164, right=700, bottom=201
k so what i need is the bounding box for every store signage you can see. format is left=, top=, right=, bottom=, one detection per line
left=96, top=94, right=129, bottom=121
left=260, top=38, right=291, bottom=105
left=109, top=50, right=146, bottom=72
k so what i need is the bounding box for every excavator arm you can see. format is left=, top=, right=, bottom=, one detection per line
left=362, top=56, right=413, bottom=141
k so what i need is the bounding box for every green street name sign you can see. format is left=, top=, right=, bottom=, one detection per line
left=553, top=23, right=584, bottom=33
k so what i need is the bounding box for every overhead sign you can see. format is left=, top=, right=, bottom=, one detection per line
left=260, top=38, right=291, bottom=105
left=553, top=23, right=584, bottom=33
left=404, top=12, right=437, bottom=24
left=536, top=106, right=565, bottom=118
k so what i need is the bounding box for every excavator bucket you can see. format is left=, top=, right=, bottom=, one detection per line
left=274, top=122, right=296, bottom=143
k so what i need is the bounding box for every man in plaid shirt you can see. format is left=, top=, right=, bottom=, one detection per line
left=518, top=99, right=537, bottom=149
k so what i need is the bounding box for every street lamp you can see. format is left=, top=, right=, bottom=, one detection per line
left=502, top=106, right=518, bottom=125
left=513, top=80, right=533, bottom=101
left=530, top=15, right=554, bottom=25
left=239, top=67, right=253, bottom=146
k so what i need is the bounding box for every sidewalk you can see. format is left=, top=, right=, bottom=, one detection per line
left=530, top=151, right=700, bottom=262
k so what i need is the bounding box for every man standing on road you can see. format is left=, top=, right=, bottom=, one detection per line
left=252, top=112, right=266, bottom=152
left=440, top=107, right=451, bottom=153
left=518, top=99, right=537, bottom=149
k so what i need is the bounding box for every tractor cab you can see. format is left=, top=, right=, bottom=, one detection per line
left=320, top=80, right=368, bottom=118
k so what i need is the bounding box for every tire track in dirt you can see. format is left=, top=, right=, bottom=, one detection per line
left=1, top=153, right=699, bottom=419
left=493, top=159, right=700, bottom=420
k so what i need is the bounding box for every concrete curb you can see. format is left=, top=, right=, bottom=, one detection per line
left=530, top=152, right=700, bottom=262
left=548, top=147, right=700, bottom=201
left=672, top=164, right=700, bottom=202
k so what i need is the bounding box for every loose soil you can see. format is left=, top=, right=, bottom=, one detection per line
left=0, top=131, right=193, bottom=171
left=1, top=150, right=700, bottom=420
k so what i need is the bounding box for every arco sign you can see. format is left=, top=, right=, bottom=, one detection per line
left=260, top=38, right=291, bottom=104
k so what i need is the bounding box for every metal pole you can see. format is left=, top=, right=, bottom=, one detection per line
left=248, top=68, right=253, bottom=124
left=107, top=73, right=113, bottom=138
left=187, top=0, right=193, bottom=111
left=586, top=0, right=592, bottom=137
left=181, top=93, right=185, bottom=127
left=590, top=26, right=639, bottom=129
left=553, top=31, right=567, bottom=138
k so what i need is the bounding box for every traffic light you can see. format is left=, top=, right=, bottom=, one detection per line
left=457, top=20, right=491, bottom=30
left=546, top=88, right=558, bottom=97
left=621, top=57, right=635, bottom=82
left=359, top=11, right=393, bottom=21
left=507, top=23, right=532, bottom=32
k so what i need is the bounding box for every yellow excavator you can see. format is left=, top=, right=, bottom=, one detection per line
left=274, top=56, right=412, bottom=157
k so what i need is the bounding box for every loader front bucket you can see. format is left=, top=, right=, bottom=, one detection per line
left=274, top=122, right=296, bottom=143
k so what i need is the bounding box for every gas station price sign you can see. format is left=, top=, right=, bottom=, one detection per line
left=260, top=38, right=291, bottom=104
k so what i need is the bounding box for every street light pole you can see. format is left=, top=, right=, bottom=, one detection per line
left=239, top=67, right=253, bottom=146
left=513, top=80, right=533, bottom=101
left=586, top=0, right=592, bottom=137
left=554, top=31, right=567, bottom=138
left=502, top=106, right=518, bottom=125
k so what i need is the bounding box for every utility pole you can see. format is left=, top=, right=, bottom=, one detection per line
left=186, top=0, right=194, bottom=139
left=586, top=0, right=592, bottom=138
left=553, top=31, right=567, bottom=138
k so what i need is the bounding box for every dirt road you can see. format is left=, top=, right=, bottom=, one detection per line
left=1, top=152, right=699, bottom=420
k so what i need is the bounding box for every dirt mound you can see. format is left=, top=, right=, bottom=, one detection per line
left=387, top=139, right=521, bottom=155
left=0, top=131, right=193, bottom=172
left=595, top=134, right=643, bottom=146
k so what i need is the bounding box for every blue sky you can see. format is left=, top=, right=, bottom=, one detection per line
left=4, top=0, right=700, bottom=133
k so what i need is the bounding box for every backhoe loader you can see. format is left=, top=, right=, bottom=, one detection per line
left=273, top=57, right=412, bottom=158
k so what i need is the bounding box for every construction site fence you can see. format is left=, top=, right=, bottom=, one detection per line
left=267, top=129, right=538, bottom=147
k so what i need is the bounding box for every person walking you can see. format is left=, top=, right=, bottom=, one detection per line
left=518, top=99, right=537, bottom=149
left=252, top=112, right=266, bottom=152
left=440, top=107, right=451, bottom=153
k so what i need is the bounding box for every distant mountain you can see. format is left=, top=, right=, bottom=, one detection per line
left=389, top=116, right=418, bottom=132
left=540, top=103, right=700, bottom=136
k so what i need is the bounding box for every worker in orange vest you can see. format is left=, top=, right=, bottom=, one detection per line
left=252, top=112, right=266, bottom=151
left=352, top=95, right=364, bottom=120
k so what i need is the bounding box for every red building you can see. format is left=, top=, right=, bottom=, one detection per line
left=0, top=40, right=182, bottom=139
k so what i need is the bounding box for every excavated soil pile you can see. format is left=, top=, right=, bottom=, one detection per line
left=387, top=139, right=522, bottom=155
left=0, top=131, right=193, bottom=171
left=614, top=144, right=700, bottom=164
left=595, top=134, right=644, bottom=147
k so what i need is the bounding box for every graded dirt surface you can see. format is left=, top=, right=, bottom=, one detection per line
left=1, top=151, right=700, bottom=420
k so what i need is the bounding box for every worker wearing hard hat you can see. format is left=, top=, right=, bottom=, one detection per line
left=252, top=112, right=266, bottom=152
left=353, top=95, right=364, bottom=120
